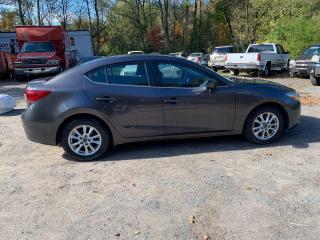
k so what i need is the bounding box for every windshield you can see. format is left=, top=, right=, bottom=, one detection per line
left=303, top=47, right=320, bottom=57
left=247, top=44, right=274, bottom=53
left=21, top=42, right=55, bottom=53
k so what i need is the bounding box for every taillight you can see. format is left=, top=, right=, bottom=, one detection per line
left=257, top=53, right=261, bottom=62
left=224, top=55, right=228, bottom=62
left=195, top=57, right=200, bottom=64
left=24, top=89, right=51, bottom=104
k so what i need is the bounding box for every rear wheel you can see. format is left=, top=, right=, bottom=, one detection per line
left=310, top=75, right=320, bottom=86
left=260, top=63, right=271, bottom=77
left=61, top=118, right=110, bottom=161
left=244, top=106, right=285, bottom=144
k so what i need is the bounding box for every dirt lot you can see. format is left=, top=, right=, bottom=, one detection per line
left=1, top=75, right=320, bottom=240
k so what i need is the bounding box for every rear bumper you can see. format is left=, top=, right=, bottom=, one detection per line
left=225, top=64, right=264, bottom=71
left=21, top=111, right=57, bottom=146
left=208, top=61, right=225, bottom=68
left=15, top=66, right=62, bottom=76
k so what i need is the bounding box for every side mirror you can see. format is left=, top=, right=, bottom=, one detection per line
left=206, top=79, right=217, bottom=91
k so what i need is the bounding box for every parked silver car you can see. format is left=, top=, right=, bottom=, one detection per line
left=187, top=52, right=204, bottom=64
left=209, top=46, right=241, bottom=71
left=290, top=45, right=320, bottom=77
left=309, top=63, right=320, bottom=86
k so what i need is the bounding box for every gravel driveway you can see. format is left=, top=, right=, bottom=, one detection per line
left=0, top=75, right=320, bottom=240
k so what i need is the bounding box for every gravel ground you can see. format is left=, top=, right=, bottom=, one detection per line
left=0, top=75, right=320, bottom=240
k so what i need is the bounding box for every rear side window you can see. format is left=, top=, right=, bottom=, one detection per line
left=85, top=67, right=107, bottom=83
left=106, top=63, right=149, bottom=86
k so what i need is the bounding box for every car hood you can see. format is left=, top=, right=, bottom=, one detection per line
left=232, top=77, right=295, bottom=92
left=17, top=52, right=56, bottom=59
left=295, top=55, right=311, bottom=61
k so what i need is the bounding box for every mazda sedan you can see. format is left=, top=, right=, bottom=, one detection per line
left=22, top=55, right=301, bottom=160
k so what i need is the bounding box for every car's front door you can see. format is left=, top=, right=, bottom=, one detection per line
left=152, top=61, right=235, bottom=135
left=83, top=62, right=164, bottom=138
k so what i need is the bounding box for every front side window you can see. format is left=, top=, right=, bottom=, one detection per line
left=156, top=62, right=209, bottom=88
left=278, top=45, right=285, bottom=54
left=106, top=63, right=149, bottom=86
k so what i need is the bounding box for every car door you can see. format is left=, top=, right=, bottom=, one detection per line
left=278, top=44, right=289, bottom=69
left=152, top=61, right=235, bottom=135
left=83, top=62, right=165, bottom=138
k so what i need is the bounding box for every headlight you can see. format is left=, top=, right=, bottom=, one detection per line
left=14, top=61, right=23, bottom=66
left=47, top=60, right=60, bottom=65
left=286, top=91, right=300, bottom=101
left=289, top=60, right=295, bottom=68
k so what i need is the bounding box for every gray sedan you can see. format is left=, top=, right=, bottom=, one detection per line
left=22, top=55, right=301, bottom=160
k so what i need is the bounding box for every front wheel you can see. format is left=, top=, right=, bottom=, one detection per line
left=61, top=118, right=110, bottom=161
left=310, top=75, right=320, bottom=86
left=244, top=107, right=285, bottom=144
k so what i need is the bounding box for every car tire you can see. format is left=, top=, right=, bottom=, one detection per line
left=260, top=63, right=271, bottom=77
left=61, top=118, right=110, bottom=161
left=244, top=106, right=285, bottom=144
left=310, top=75, right=320, bottom=86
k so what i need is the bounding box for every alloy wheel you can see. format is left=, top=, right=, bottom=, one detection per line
left=252, top=112, right=280, bottom=141
left=68, top=125, right=102, bottom=156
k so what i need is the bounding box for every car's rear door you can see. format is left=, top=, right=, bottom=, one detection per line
left=151, top=61, right=235, bottom=135
left=83, top=61, right=164, bottom=138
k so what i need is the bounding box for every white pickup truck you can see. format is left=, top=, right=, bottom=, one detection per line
left=225, top=43, right=290, bottom=76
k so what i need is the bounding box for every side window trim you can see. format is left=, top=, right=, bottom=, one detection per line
left=84, top=66, right=108, bottom=84
left=84, top=62, right=151, bottom=87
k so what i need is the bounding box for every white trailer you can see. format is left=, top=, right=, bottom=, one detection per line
left=0, top=30, right=93, bottom=58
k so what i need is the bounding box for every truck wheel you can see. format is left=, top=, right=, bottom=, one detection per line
left=261, top=63, right=271, bottom=77
left=310, top=75, right=320, bottom=86
left=230, top=69, right=239, bottom=76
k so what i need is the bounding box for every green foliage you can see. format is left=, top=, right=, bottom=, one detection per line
left=266, top=16, right=320, bottom=58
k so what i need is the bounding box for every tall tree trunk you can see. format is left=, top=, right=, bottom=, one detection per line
left=16, top=0, right=25, bottom=25
left=37, top=0, right=42, bottom=25
left=182, top=0, right=189, bottom=51
left=93, top=0, right=101, bottom=54
left=85, top=0, right=95, bottom=55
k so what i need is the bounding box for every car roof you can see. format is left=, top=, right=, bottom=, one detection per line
left=64, top=54, right=200, bottom=75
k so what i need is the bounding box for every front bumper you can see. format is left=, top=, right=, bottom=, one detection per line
left=287, top=101, right=301, bottom=130
left=15, top=66, right=62, bottom=76
left=21, top=111, right=57, bottom=146
left=290, top=67, right=309, bottom=76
